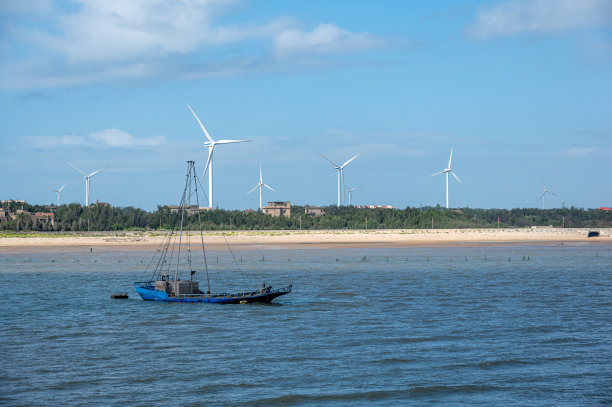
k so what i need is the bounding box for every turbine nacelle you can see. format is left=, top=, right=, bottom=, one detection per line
left=538, top=182, right=557, bottom=209
left=431, top=148, right=462, bottom=208
left=66, top=162, right=108, bottom=207
left=247, top=164, right=276, bottom=210
left=318, top=151, right=361, bottom=207
left=186, top=103, right=251, bottom=208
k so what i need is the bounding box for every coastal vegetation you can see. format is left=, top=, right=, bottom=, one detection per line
left=1, top=201, right=611, bottom=232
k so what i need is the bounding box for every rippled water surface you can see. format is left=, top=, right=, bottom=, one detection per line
left=1, top=244, right=611, bottom=406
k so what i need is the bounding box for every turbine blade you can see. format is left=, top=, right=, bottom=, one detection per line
left=263, top=183, right=276, bottom=193
left=448, top=148, right=453, bottom=169
left=548, top=191, right=558, bottom=196
left=317, top=152, right=340, bottom=168
left=66, top=161, right=87, bottom=176
left=259, top=164, right=262, bottom=183
left=88, top=165, right=109, bottom=177
left=431, top=170, right=445, bottom=177
left=216, top=139, right=251, bottom=144
left=59, top=183, right=67, bottom=192
left=341, top=153, right=361, bottom=168
left=451, top=171, right=463, bottom=185
left=538, top=192, right=546, bottom=201
left=186, top=103, right=214, bottom=143
left=247, top=184, right=260, bottom=195
left=202, top=148, right=214, bottom=179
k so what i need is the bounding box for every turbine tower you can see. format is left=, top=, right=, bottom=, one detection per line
left=318, top=152, right=361, bottom=207
left=539, top=183, right=557, bottom=209
left=431, top=148, right=462, bottom=209
left=247, top=164, right=276, bottom=210
left=49, top=183, right=67, bottom=206
left=346, top=185, right=361, bottom=206
left=186, top=103, right=251, bottom=209
left=66, top=162, right=108, bottom=207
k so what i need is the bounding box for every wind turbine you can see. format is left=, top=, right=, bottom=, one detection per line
left=318, top=152, right=361, bottom=207
left=247, top=164, right=276, bottom=210
left=186, top=103, right=251, bottom=209
left=431, top=148, right=462, bottom=209
left=49, top=183, right=67, bottom=206
left=346, top=185, right=361, bottom=206
left=66, top=162, right=108, bottom=207
left=539, top=183, right=557, bottom=209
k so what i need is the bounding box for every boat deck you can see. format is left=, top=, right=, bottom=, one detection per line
left=134, top=281, right=292, bottom=303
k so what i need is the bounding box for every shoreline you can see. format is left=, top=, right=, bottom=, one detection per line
left=1, top=228, right=610, bottom=253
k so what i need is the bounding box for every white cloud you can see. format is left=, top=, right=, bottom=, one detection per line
left=0, top=1, right=387, bottom=89
left=35, top=0, right=255, bottom=64
left=26, top=129, right=165, bottom=148
left=469, top=0, right=612, bottom=38
left=556, top=147, right=598, bottom=158
left=88, top=129, right=165, bottom=147
left=273, top=23, right=384, bottom=57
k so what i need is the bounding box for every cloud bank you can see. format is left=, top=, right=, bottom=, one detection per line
left=469, top=0, right=612, bottom=38
left=27, top=129, right=165, bottom=148
left=0, top=0, right=387, bottom=89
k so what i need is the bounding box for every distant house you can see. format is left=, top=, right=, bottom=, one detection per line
left=355, top=205, right=397, bottom=209
left=263, top=201, right=291, bottom=217
left=598, top=207, right=611, bottom=211
left=305, top=206, right=325, bottom=216
left=0, top=208, right=11, bottom=222
left=34, top=212, right=55, bottom=226
left=167, top=205, right=211, bottom=215
left=94, top=200, right=112, bottom=208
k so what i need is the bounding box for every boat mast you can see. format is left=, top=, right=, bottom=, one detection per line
left=175, top=161, right=191, bottom=284
left=192, top=162, right=211, bottom=293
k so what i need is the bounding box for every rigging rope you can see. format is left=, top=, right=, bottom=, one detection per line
left=222, top=233, right=252, bottom=290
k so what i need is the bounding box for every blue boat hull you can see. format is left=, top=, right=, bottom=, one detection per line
left=134, top=282, right=292, bottom=304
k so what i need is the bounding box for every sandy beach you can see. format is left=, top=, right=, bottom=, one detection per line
left=0, top=228, right=610, bottom=253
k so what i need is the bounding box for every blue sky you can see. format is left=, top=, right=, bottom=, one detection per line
left=1, top=0, right=611, bottom=210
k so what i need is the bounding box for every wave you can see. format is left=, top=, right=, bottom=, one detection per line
left=249, top=385, right=505, bottom=406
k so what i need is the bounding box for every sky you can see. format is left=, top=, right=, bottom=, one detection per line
left=1, top=0, right=611, bottom=211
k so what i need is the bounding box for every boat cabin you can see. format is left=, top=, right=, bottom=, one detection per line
left=155, top=280, right=200, bottom=295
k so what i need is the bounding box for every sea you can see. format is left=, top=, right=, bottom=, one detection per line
left=1, top=243, right=611, bottom=406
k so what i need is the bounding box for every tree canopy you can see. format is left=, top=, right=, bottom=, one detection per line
left=1, top=202, right=610, bottom=232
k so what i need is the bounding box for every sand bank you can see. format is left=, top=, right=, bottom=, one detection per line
left=0, top=228, right=610, bottom=253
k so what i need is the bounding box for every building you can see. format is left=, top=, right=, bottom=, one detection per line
left=355, top=205, right=397, bottom=209
left=305, top=206, right=325, bottom=216
left=1, top=200, right=26, bottom=204
left=167, top=205, right=211, bottom=215
left=0, top=208, right=11, bottom=222
left=262, top=201, right=291, bottom=217
left=34, top=212, right=55, bottom=226
left=0, top=208, right=55, bottom=226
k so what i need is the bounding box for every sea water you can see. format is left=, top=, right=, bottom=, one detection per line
left=1, top=244, right=610, bottom=406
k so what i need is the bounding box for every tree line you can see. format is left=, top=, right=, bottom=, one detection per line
left=1, top=202, right=611, bottom=232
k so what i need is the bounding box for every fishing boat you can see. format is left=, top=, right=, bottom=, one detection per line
left=134, top=161, right=292, bottom=304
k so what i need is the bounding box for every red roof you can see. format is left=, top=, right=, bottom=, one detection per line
left=598, top=207, right=611, bottom=211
